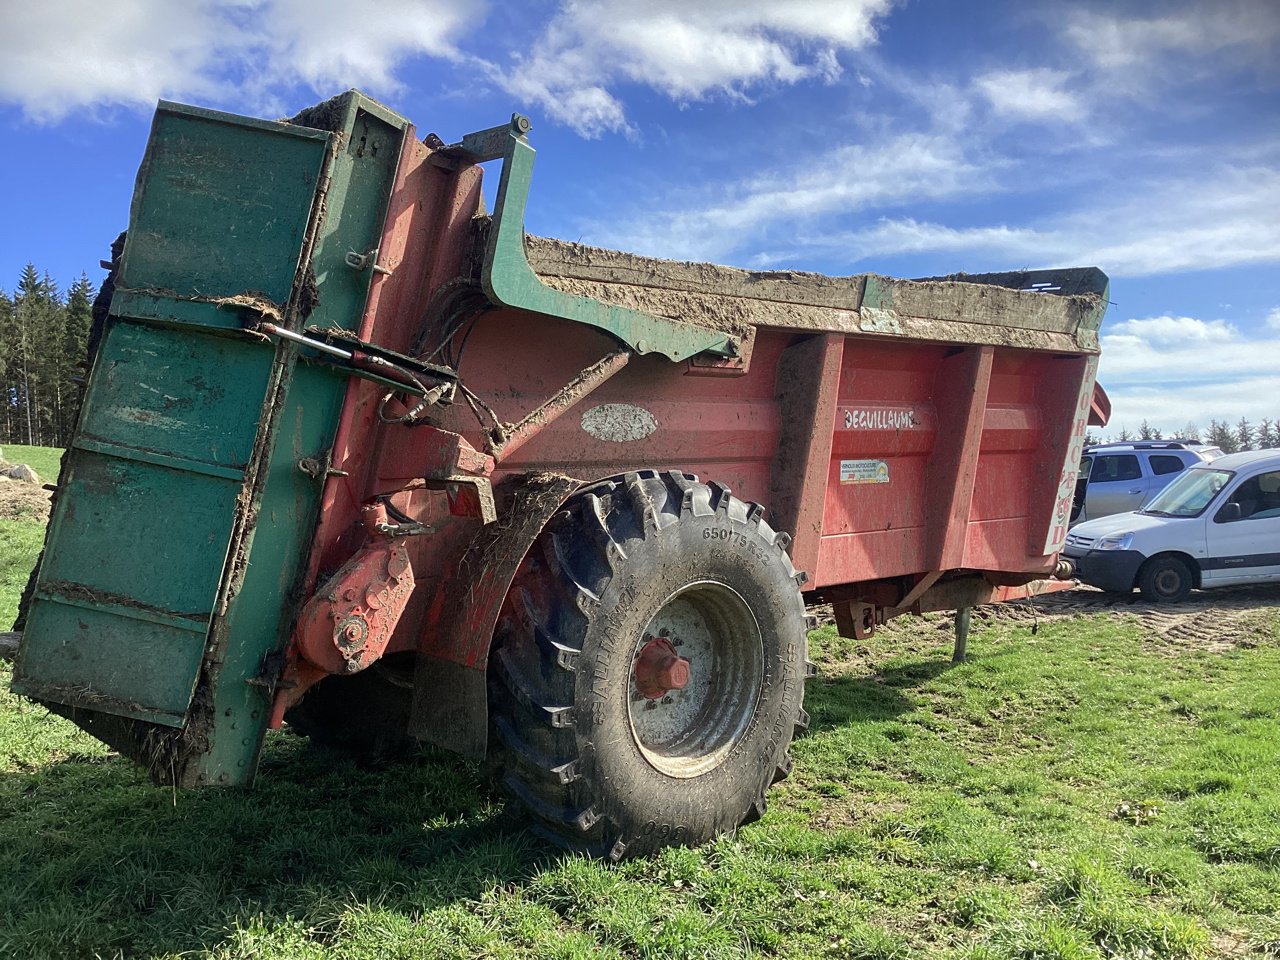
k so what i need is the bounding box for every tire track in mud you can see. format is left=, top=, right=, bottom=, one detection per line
left=973, top=584, right=1280, bottom=652
left=810, top=584, right=1280, bottom=655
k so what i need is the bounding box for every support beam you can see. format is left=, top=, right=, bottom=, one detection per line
left=924, top=345, right=994, bottom=570
left=769, top=333, right=844, bottom=583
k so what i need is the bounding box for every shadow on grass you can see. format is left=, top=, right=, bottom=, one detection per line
left=804, top=655, right=963, bottom=735
left=0, top=731, right=559, bottom=958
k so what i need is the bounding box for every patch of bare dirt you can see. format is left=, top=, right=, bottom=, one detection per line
left=809, top=583, right=1280, bottom=655
left=974, top=584, right=1280, bottom=653
left=0, top=479, right=52, bottom=522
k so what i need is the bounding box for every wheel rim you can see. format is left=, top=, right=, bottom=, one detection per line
left=1154, top=566, right=1184, bottom=598
left=627, top=581, right=764, bottom=779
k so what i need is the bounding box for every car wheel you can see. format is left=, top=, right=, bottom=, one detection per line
left=1138, top=556, right=1193, bottom=603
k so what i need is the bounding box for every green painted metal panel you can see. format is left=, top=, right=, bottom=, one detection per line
left=120, top=103, right=329, bottom=305
left=12, top=102, right=333, bottom=729
left=480, top=125, right=735, bottom=362
left=77, top=323, right=269, bottom=469
left=34, top=454, right=240, bottom=615
left=190, top=101, right=409, bottom=786
left=12, top=90, right=413, bottom=786
left=15, top=604, right=207, bottom=727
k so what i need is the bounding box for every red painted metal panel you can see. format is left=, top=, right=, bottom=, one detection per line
left=287, top=144, right=1103, bottom=725
left=769, top=333, right=844, bottom=580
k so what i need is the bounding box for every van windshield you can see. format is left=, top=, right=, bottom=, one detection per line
left=1140, top=468, right=1234, bottom=518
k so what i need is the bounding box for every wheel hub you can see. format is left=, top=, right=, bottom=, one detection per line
left=626, top=581, right=764, bottom=779
left=633, top=636, right=691, bottom=700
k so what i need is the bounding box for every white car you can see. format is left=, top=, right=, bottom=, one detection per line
left=1062, top=448, right=1280, bottom=602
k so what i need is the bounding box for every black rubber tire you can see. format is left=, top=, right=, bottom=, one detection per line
left=1137, top=555, right=1194, bottom=603
left=284, top=653, right=417, bottom=762
left=489, top=470, right=809, bottom=860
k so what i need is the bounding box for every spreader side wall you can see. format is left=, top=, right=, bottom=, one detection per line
left=409, top=310, right=1094, bottom=591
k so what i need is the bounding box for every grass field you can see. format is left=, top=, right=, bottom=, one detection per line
left=1, top=444, right=64, bottom=486
left=3, top=446, right=1279, bottom=959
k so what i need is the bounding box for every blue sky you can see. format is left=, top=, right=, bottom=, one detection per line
left=2, top=0, right=1277, bottom=437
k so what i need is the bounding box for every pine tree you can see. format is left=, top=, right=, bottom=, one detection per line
left=1178, top=422, right=1201, bottom=442
left=0, top=287, right=13, bottom=442
left=1258, top=419, right=1278, bottom=449
left=60, top=274, right=95, bottom=443
left=1138, top=419, right=1156, bottom=440
left=1208, top=419, right=1238, bottom=454
left=1235, top=417, right=1254, bottom=453
left=1116, top=425, right=1134, bottom=441
left=9, top=265, right=69, bottom=446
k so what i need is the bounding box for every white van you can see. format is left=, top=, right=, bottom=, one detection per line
left=1062, top=448, right=1280, bottom=602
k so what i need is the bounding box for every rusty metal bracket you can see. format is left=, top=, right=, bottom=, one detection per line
left=833, top=601, right=878, bottom=641
left=428, top=475, right=498, bottom=524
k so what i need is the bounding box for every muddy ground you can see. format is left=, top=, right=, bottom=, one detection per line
left=818, top=582, right=1280, bottom=658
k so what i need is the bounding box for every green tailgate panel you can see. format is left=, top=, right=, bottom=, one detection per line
left=13, top=92, right=409, bottom=767
left=12, top=104, right=329, bottom=726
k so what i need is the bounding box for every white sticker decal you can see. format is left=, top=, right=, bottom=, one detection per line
left=581, top=403, right=658, bottom=443
left=841, top=459, right=890, bottom=484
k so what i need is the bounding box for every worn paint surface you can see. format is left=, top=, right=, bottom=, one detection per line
left=580, top=403, right=658, bottom=442
left=12, top=92, right=1114, bottom=777
left=13, top=92, right=409, bottom=786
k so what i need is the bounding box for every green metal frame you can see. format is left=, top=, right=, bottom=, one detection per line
left=12, top=91, right=412, bottom=788
left=474, top=117, right=736, bottom=362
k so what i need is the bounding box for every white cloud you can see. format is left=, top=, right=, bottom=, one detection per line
left=1098, top=314, right=1280, bottom=435
left=0, top=0, right=481, bottom=120
left=1266, top=307, right=1280, bottom=330
left=0, top=1, right=232, bottom=118
left=591, top=133, right=986, bottom=262
left=495, top=0, right=895, bottom=137
left=1066, top=1, right=1280, bottom=73
left=974, top=69, right=1081, bottom=120
left=254, top=0, right=477, bottom=92
left=749, top=163, right=1280, bottom=278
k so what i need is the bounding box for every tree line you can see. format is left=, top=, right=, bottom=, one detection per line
left=1094, top=418, right=1280, bottom=454
left=0, top=264, right=95, bottom=448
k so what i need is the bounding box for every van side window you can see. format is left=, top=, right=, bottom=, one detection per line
left=1235, top=470, right=1280, bottom=521
left=1090, top=454, right=1141, bottom=482
left=1149, top=455, right=1186, bottom=476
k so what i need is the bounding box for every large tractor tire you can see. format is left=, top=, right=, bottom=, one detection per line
left=490, top=470, right=811, bottom=860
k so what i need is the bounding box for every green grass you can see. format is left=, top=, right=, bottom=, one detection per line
left=3, top=484, right=1279, bottom=958
left=1, top=443, right=63, bottom=485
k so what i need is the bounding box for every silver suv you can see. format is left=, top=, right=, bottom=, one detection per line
left=1070, top=440, right=1223, bottom=526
